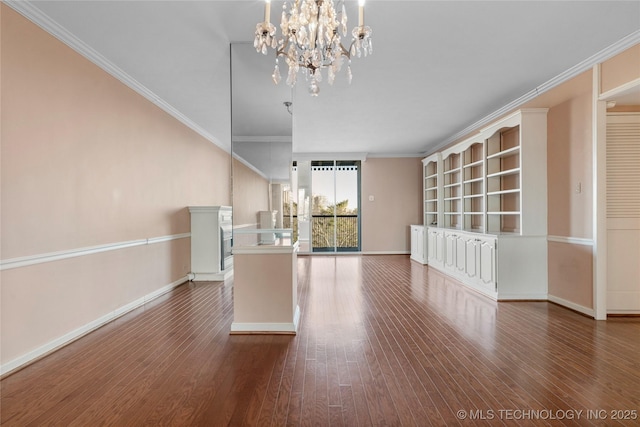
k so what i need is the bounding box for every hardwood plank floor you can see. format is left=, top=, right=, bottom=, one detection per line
left=2, top=255, right=639, bottom=426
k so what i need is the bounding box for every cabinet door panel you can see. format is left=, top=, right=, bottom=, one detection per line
left=480, top=239, right=496, bottom=289
left=455, top=236, right=466, bottom=273
left=411, top=228, right=417, bottom=255
left=466, top=239, right=478, bottom=279
left=436, top=231, right=445, bottom=263
left=427, top=231, right=437, bottom=262
left=417, top=228, right=424, bottom=260
left=445, top=233, right=456, bottom=268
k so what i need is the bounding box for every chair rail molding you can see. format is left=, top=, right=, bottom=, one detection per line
left=0, top=233, right=191, bottom=271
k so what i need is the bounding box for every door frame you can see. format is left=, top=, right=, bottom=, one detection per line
left=593, top=66, right=640, bottom=319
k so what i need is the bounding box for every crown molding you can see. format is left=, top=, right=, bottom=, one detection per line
left=231, top=152, right=269, bottom=180
left=4, top=0, right=229, bottom=153
left=293, top=152, right=368, bottom=162
left=233, top=136, right=292, bottom=144
left=426, top=30, right=640, bottom=156
left=366, top=152, right=425, bottom=159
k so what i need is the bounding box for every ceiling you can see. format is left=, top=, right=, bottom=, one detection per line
left=11, top=0, right=640, bottom=161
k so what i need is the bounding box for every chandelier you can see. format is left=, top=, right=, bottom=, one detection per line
left=254, top=0, right=373, bottom=96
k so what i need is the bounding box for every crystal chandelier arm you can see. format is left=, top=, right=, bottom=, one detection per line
left=275, top=37, right=291, bottom=59
left=337, top=41, right=351, bottom=60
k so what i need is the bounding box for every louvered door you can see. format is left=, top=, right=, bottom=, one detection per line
left=606, top=113, right=640, bottom=314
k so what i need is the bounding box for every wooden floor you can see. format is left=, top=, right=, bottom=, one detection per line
left=2, top=255, right=639, bottom=426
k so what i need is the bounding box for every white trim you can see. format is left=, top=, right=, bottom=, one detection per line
left=497, top=293, right=548, bottom=301
left=232, top=152, right=269, bottom=180
left=300, top=251, right=410, bottom=256
left=607, top=309, right=640, bottom=315
left=366, top=152, right=425, bottom=159
left=0, top=275, right=190, bottom=376
left=191, top=268, right=234, bottom=282
left=233, top=223, right=259, bottom=230
left=230, top=305, right=300, bottom=334
left=599, top=77, right=640, bottom=101
left=233, top=228, right=293, bottom=234
left=233, top=241, right=299, bottom=255
left=548, top=294, right=595, bottom=318
left=3, top=0, right=228, bottom=153
left=425, top=30, right=640, bottom=156
left=147, top=232, right=191, bottom=245
left=0, top=233, right=190, bottom=271
left=293, top=152, right=368, bottom=162
left=593, top=64, right=608, bottom=321
left=360, top=251, right=410, bottom=255
left=547, top=236, right=594, bottom=246
left=230, top=322, right=297, bottom=333
left=233, top=135, right=292, bottom=144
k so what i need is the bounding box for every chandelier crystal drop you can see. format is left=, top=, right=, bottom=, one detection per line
left=254, top=0, right=373, bottom=96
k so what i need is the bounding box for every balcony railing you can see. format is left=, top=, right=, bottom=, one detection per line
left=283, top=215, right=359, bottom=251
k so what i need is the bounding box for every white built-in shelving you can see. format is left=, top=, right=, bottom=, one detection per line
left=421, top=109, right=548, bottom=300
left=462, top=141, right=485, bottom=232
left=422, top=153, right=441, bottom=228
left=442, top=152, right=461, bottom=229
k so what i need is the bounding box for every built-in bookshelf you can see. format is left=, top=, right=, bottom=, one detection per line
left=486, top=125, right=521, bottom=233
left=423, top=154, right=440, bottom=227
left=442, top=152, right=461, bottom=229
left=421, top=109, right=548, bottom=300
left=423, top=109, right=547, bottom=236
left=462, top=142, right=485, bottom=232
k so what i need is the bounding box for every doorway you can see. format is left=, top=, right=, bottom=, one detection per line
left=311, top=160, right=361, bottom=252
left=606, top=112, right=640, bottom=314
left=291, top=160, right=361, bottom=253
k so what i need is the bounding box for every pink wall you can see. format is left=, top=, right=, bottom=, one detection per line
left=233, top=251, right=297, bottom=326
left=601, top=44, right=640, bottom=94
left=232, top=158, right=270, bottom=227
left=361, top=157, right=423, bottom=252
left=545, top=79, right=594, bottom=308
left=0, top=5, right=232, bottom=368
left=547, top=91, right=593, bottom=239
left=544, top=43, right=640, bottom=311
left=1, top=5, right=230, bottom=258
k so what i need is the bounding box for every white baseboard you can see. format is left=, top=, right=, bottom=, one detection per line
left=547, top=235, right=594, bottom=246
left=0, top=275, right=189, bottom=377
left=607, top=309, right=640, bottom=315
left=361, top=251, right=410, bottom=255
left=548, top=294, right=595, bottom=317
left=191, top=268, right=234, bottom=282
left=497, top=293, right=548, bottom=301
left=296, top=251, right=410, bottom=256
left=230, top=305, right=300, bottom=334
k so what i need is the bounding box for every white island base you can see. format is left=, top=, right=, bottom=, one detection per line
left=230, top=242, right=300, bottom=334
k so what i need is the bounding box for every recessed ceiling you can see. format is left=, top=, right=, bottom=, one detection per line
left=12, top=0, right=640, bottom=158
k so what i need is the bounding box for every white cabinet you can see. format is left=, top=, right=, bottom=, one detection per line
left=410, top=225, right=426, bottom=264
left=437, top=229, right=497, bottom=297
left=427, top=226, right=545, bottom=300
left=188, top=206, right=234, bottom=281
left=444, top=230, right=457, bottom=269
left=427, top=227, right=444, bottom=269
left=478, top=237, right=496, bottom=292
left=422, top=109, right=548, bottom=300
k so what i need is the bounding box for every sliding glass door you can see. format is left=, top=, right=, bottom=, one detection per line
left=310, top=160, right=360, bottom=252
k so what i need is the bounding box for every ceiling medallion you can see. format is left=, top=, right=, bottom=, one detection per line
left=254, top=0, right=373, bottom=96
